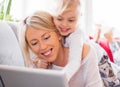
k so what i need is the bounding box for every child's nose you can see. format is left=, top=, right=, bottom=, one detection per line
left=62, top=21, right=68, bottom=27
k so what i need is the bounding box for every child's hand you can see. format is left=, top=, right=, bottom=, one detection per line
left=32, top=57, right=49, bottom=69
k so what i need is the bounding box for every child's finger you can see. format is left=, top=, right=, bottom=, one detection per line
left=36, top=59, right=49, bottom=68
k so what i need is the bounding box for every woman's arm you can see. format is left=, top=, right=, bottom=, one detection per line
left=81, top=43, right=90, bottom=60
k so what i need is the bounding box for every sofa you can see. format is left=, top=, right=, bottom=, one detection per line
left=0, top=21, right=25, bottom=66
left=0, top=20, right=115, bottom=67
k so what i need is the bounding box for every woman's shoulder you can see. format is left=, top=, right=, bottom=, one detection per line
left=82, top=43, right=91, bottom=60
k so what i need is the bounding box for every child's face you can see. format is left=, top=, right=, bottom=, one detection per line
left=53, top=10, right=78, bottom=36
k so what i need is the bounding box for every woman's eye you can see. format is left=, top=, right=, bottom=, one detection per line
left=31, top=42, right=38, bottom=46
left=44, top=35, right=50, bottom=40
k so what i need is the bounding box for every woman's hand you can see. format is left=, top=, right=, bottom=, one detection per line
left=32, top=57, right=49, bottom=69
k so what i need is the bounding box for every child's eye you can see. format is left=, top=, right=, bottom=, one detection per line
left=68, top=20, right=75, bottom=22
left=57, top=18, right=62, bottom=21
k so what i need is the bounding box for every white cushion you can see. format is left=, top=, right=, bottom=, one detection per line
left=0, top=21, right=25, bottom=66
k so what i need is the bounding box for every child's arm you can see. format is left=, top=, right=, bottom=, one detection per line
left=63, top=29, right=84, bottom=82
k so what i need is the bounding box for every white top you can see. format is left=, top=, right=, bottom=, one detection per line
left=63, top=27, right=85, bottom=82
left=52, top=43, right=103, bottom=87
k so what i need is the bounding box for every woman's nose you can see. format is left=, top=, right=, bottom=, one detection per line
left=40, top=42, right=47, bottom=50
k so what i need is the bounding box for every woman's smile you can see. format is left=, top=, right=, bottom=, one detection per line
left=41, top=48, right=53, bottom=58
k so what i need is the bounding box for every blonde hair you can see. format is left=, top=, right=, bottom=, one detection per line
left=53, top=0, right=80, bottom=16
left=65, top=0, right=80, bottom=11
left=19, top=11, right=58, bottom=67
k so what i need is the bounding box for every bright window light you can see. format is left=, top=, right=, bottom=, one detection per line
left=92, top=0, right=120, bottom=37
left=10, top=0, right=55, bottom=20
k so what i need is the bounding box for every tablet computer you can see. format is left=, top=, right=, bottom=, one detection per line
left=0, top=65, right=68, bottom=87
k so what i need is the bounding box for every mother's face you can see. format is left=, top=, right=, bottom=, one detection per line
left=26, top=26, right=62, bottom=62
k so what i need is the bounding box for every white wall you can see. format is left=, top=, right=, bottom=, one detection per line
left=10, top=0, right=58, bottom=20
left=83, top=0, right=93, bottom=36
left=92, top=0, right=120, bottom=37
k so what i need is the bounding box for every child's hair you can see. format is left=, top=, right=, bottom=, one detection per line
left=64, top=0, right=80, bottom=11
left=53, top=0, right=80, bottom=16
left=19, top=11, right=59, bottom=67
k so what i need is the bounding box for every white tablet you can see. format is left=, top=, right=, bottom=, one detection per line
left=0, top=65, right=68, bottom=87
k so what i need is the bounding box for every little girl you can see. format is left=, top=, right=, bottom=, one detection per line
left=52, top=0, right=85, bottom=82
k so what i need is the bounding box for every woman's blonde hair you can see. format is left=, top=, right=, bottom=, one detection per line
left=19, top=11, right=58, bottom=67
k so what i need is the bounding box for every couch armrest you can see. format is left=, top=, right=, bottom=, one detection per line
left=0, top=21, right=25, bottom=66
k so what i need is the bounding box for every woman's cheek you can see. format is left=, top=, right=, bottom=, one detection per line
left=31, top=46, right=40, bottom=55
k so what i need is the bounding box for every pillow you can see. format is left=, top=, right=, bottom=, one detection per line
left=98, top=38, right=114, bottom=62
left=0, top=21, right=25, bottom=66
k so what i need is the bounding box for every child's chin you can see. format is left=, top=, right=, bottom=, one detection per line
left=60, top=33, right=69, bottom=36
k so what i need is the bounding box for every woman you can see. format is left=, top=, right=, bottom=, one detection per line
left=19, top=11, right=103, bottom=87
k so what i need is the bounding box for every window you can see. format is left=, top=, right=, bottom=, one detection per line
left=92, top=0, right=120, bottom=37
left=10, top=0, right=45, bottom=20
left=10, top=0, right=57, bottom=21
